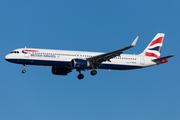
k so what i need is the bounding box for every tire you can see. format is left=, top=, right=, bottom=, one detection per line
left=22, top=70, right=26, bottom=73
left=90, top=70, right=97, bottom=76
left=78, top=74, right=84, bottom=80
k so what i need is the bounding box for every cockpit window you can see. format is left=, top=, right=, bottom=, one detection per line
left=10, top=51, right=19, bottom=54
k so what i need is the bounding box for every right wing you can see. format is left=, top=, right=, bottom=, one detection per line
left=87, top=36, right=139, bottom=67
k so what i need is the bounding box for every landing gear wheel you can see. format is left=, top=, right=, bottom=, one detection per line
left=78, top=74, right=84, bottom=80
left=22, top=70, right=26, bottom=73
left=22, top=64, right=26, bottom=74
left=91, top=70, right=97, bottom=76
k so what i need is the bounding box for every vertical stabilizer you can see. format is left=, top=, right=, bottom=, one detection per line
left=140, top=33, right=165, bottom=58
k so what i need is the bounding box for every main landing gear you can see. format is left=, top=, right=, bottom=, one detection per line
left=77, top=69, right=97, bottom=80
left=22, top=64, right=26, bottom=73
left=78, top=74, right=84, bottom=80
left=91, top=70, right=97, bottom=76
left=77, top=70, right=84, bottom=80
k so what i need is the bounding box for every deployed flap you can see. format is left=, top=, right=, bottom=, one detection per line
left=87, top=36, right=139, bottom=67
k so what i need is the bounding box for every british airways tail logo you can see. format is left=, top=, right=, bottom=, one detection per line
left=144, top=36, right=164, bottom=58
left=149, top=37, right=164, bottom=46
left=148, top=46, right=162, bottom=53
left=144, top=52, right=160, bottom=58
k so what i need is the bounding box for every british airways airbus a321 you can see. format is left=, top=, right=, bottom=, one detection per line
left=5, top=33, right=174, bottom=80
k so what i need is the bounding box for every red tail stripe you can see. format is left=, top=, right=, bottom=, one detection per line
left=149, top=37, right=164, bottom=46
left=22, top=50, right=38, bottom=52
left=145, top=52, right=159, bottom=58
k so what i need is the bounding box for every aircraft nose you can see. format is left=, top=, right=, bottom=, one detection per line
left=5, top=54, right=17, bottom=63
left=5, top=54, right=10, bottom=61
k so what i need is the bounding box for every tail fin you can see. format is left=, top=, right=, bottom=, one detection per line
left=140, top=33, right=165, bottom=58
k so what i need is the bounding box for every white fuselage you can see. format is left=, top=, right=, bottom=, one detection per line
left=5, top=48, right=156, bottom=70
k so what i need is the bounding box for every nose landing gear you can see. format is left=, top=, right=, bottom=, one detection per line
left=22, top=64, right=26, bottom=73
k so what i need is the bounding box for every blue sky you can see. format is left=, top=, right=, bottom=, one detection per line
left=0, top=0, right=179, bottom=120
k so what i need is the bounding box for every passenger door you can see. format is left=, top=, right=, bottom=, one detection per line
left=140, top=55, right=145, bottom=65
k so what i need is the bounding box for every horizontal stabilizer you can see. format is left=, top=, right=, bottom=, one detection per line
left=152, top=55, right=175, bottom=64
left=152, top=55, right=175, bottom=62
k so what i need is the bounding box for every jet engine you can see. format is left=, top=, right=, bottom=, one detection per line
left=52, top=66, right=71, bottom=75
left=71, top=59, right=90, bottom=69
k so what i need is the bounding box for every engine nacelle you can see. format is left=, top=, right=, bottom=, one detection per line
left=71, top=59, right=90, bottom=69
left=52, top=66, right=71, bottom=75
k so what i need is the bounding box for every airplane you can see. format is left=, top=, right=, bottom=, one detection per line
left=5, top=33, right=174, bottom=80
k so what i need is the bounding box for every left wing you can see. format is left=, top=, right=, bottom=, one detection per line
left=87, top=36, right=139, bottom=67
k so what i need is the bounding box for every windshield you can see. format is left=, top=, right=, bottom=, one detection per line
left=10, top=51, right=19, bottom=54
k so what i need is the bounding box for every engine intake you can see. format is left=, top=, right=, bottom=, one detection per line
left=71, top=59, right=90, bottom=69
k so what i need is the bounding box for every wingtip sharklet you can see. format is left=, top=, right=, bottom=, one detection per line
left=131, top=36, right=139, bottom=46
